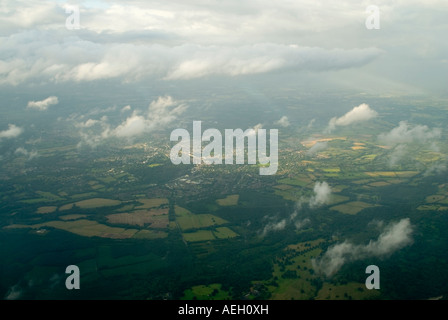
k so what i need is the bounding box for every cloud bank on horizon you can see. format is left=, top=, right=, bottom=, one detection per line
left=0, top=0, right=446, bottom=94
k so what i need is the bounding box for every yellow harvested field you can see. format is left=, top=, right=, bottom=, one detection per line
left=59, top=203, right=74, bottom=211
left=74, top=198, right=121, bottom=209
left=107, top=209, right=169, bottom=227
left=365, top=171, right=419, bottom=178
left=351, top=146, right=366, bottom=150
left=36, top=206, right=57, bottom=214
left=365, top=171, right=397, bottom=177
left=425, top=195, right=446, bottom=203
left=301, top=137, right=346, bottom=148
left=369, top=181, right=390, bottom=187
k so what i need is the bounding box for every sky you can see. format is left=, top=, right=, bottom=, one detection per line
left=0, top=0, right=447, bottom=96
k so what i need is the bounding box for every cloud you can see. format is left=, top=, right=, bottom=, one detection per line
left=261, top=213, right=310, bottom=237
left=121, top=105, right=131, bottom=112
left=4, top=284, right=22, bottom=300
left=275, top=116, right=290, bottom=128
left=307, top=119, right=316, bottom=130
left=261, top=181, right=329, bottom=236
left=378, top=121, right=442, bottom=146
left=423, top=162, right=447, bottom=177
left=306, top=141, right=328, bottom=156
left=387, top=144, right=407, bottom=167
left=312, top=218, right=413, bottom=277
left=0, top=29, right=382, bottom=85
left=326, top=103, right=378, bottom=133
left=309, top=181, right=332, bottom=208
left=0, top=1, right=447, bottom=94
left=295, top=218, right=311, bottom=229
left=15, top=147, right=38, bottom=160
left=262, top=219, right=287, bottom=236
left=378, top=121, right=442, bottom=167
left=26, top=96, right=58, bottom=111
left=112, top=95, right=187, bottom=138
left=0, top=124, right=23, bottom=140
left=76, top=96, right=187, bottom=146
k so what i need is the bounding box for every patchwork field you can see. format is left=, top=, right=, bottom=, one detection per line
left=364, top=171, right=419, bottom=178
left=106, top=208, right=169, bottom=228
left=330, top=201, right=377, bottom=215
left=5, top=219, right=138, bottom=239
left=59, top=214, right=88, bottom=220
left=216, top=195, right=239, bottom=206
left=213, top=227, right=239, bottom=239
left=175, top=206, right=228, bottom=230
left=36, top=206, right=57, bottom=214
left=135, top=198, right=168, bottom=209
left=74, top=198, right=122, bottom=209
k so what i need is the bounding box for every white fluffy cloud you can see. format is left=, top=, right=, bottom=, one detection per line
left=378, top=121, right=442, bottom=167
left=275, top=116, right=290, bottom=128
left=378, top=121, right=442, bottom=146
left=0, top=124, right=23, bottom=140
left=326, top=103, right=378, bottom=133
left=15, top=147, right=38, bottom=160
left=76, top=96, right=187, bottom=146
left=1, top=1, right=447, bottom=93
left=26, top=96, right=58, bottom=111
left=313, top=218, right=413, bottom=277
left=309, top=181, right=332, bottom=208
left=306, top=141, right=328, bottom=156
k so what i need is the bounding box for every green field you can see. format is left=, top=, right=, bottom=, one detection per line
left=330, top=201, right=377, bottom=215
left=182, top=283, right=231, bottom=300
left=177, top=214, right=227, bottom=231
left=183, top=230, right=216, bottom=242
left=135, top=198, right=168, bottom=209
left=216, top=195, right=239, bottom=206
left=213, top=227, right=239, bottom=239
left=5, top=219, right=138, bottom=239
left=316, top=282, right=380, bottom=300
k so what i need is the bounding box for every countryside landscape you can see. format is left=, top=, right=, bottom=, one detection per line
left=1, top=0, right=447, bottom=301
